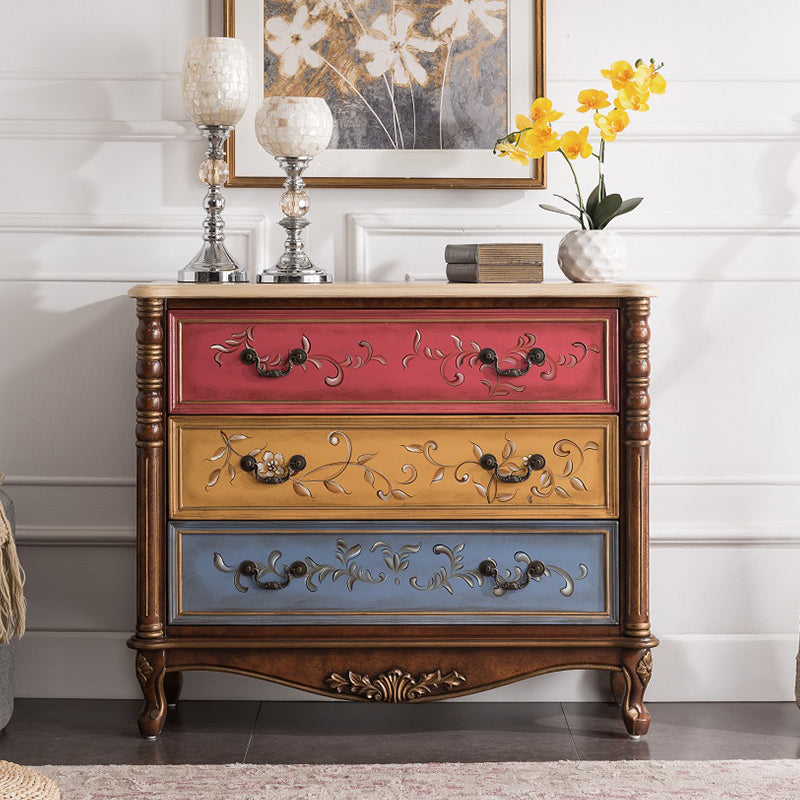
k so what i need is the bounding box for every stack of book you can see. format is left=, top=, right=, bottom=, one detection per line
left=445, top=243, right=544, bottom=283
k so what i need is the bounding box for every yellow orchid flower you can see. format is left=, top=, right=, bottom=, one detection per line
left=593, top=109, right=630, bottom=142
left=495, top=140, right=530, bottom=165
left=529, top=97, right=563, bottom=125
left=560, top=127, right=592, bottom=160
left=518, top=124, right=560, bottom=157
left=649, top=72, right=667, bottom=94
left=615, top=84, right=650, bottom=112
left=577, top=89, right=611, bottom=113
left=600, top=60, right=636, bottom=90
left=633, top=62, right=667, bottom=95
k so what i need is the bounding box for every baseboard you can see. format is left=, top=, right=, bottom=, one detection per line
left=12, top=631, right=798, bottom=702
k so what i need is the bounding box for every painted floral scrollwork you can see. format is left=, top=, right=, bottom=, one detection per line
left=211, top=328, right=387, bottom=387
left=401, top=330, right=600, bottom=397
left=213, top=538, right=590, bottom=598
left=404, top=434, right=598, bottom=505
left=204, top=429, right=416, bottom=500
left=203, top=428, right=600, bottom=506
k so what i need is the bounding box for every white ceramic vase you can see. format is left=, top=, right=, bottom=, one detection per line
left=557, top=229, right=627, bottom=283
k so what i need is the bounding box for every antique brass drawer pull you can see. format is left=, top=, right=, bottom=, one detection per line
left=479, top=453, right=545, bottom=483
left=236, top=558, right=308, bottom=591
left=478, top=558, right=546, bottom=592
left=478, top=346, right=546, bottom=377
left=240, top=346, right=307, bottom=378
left=240, top=454, right=307, bottom=483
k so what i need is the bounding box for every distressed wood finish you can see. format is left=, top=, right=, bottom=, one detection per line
left=621, top=297, right=651, bottom=641
left=169, top=415, right=617, bottom=519
left=127, top=283, right=657, bottom=738
left=168, top=520, right=619, bottom=627
left=619, top=296, right=653, bottom=736
left=129, top=282, right=657, bottom=300
left=169, top=308, right=618, bottom=415
left=135, top=298, right=166, bottom=642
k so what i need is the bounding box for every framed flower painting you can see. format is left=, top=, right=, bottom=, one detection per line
left=224, top=0, right=545, bottom=188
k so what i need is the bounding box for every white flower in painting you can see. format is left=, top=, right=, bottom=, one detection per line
left=307, top=0, right=349, bottom=19
left=265, top=5, right=328, bottom=77
left=431, top=0, right=506, bottom=40
left=356, top=10, right=440, bottom=87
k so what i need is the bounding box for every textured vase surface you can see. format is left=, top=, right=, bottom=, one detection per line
left=255, top=97, right=333, bottom=158
left=557, top=230, right=627, bottom=283
left=182, top=37, right=250, bottom=127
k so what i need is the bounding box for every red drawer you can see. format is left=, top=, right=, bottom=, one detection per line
left=169, top=308, right=618, bottom=414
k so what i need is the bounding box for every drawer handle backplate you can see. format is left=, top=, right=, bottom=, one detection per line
left=240, top=346, right=307, bottom=378
left=215, top=555, right=308, bottom=591
left=479, top=453, right=545, bottom=483
left=240, top=454, right=307, bottom=484
left=478, top=346, right=546, bottom=377
left=478, top=558, right=546, bottom=593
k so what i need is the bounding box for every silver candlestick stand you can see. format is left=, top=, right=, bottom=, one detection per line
left=257, top=156, right=332, bottom=284
left=179, top=125, right=248, bottom=283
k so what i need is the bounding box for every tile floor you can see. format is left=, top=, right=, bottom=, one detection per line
left=1, top=700, right=799, bottom=765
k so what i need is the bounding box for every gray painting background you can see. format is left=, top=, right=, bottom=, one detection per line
left=263, top=1, right=508, bottom=151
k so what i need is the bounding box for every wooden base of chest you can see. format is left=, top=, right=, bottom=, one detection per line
left=129, top=637, right=657, bottom=738
left=129, top=284, right=656, bottom=739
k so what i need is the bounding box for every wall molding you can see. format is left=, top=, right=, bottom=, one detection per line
left=14, top=523, right=800, bottom=549
left=6, top=472, right=800, bottom=489
left=0, top=119, right=191, bottom=142
left=0, top=211, right=268, bottom=280
left=348, top=211, right=800, bottom=283
left=0, top=71, right=180, bottom=82
left=3, top=117, right=799, bottom=144
left=16, top=526, right=135, bottom=547
left=4, top=476, right=136, bottom=487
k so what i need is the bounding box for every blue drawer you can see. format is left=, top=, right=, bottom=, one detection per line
left=168, top=520, right=618, bottom=626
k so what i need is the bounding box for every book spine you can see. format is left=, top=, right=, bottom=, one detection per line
left=444, top=244, right=478, bottom=264
left=445, top=263, right=479, bottom=282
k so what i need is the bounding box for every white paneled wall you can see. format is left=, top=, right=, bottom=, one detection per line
left=3, top=0, right=799, bottom=701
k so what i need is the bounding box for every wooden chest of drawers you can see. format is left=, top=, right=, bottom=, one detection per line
left=128, top=282, right=657, bottom=738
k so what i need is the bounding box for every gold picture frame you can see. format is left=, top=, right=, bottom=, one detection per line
left=224, top=0, right=546, bottom=189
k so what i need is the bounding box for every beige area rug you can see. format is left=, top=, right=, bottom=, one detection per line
left=36, top=760, right=800, bottom=799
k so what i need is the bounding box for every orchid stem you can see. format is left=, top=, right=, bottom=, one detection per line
left=598, top=139, right=605, bottom=199
left=559, top=149, right=586, bottom=229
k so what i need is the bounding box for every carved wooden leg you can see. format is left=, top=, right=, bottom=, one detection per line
left=620, top=649, right=653, bottom=737
left=164, top=671, right=183, bottom=709
left=135, top=651, right=167, bottom=738
left=609, top=669, right=626, bottom=706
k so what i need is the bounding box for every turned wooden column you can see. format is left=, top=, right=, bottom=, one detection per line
left=135, top=297, right=166, bottom=641
left=621, top=297, right=651, bottom=640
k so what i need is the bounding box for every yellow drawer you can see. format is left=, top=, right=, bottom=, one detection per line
left=169, top=415, right=617, bottom=519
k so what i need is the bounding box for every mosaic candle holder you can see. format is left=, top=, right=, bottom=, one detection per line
left=179, top=37, right=250, bottom=283
left=255, top=97, right=334, bottom=284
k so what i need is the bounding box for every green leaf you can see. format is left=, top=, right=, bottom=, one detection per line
left=592, top=193, right=623, bottom=229
left=610, top=196, right=644, bottom=221
left=553, top=194, right=583, bottom=214
left=585, top=183, right=602, bottom=224
left=539, top=204, right=583, bottom=226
